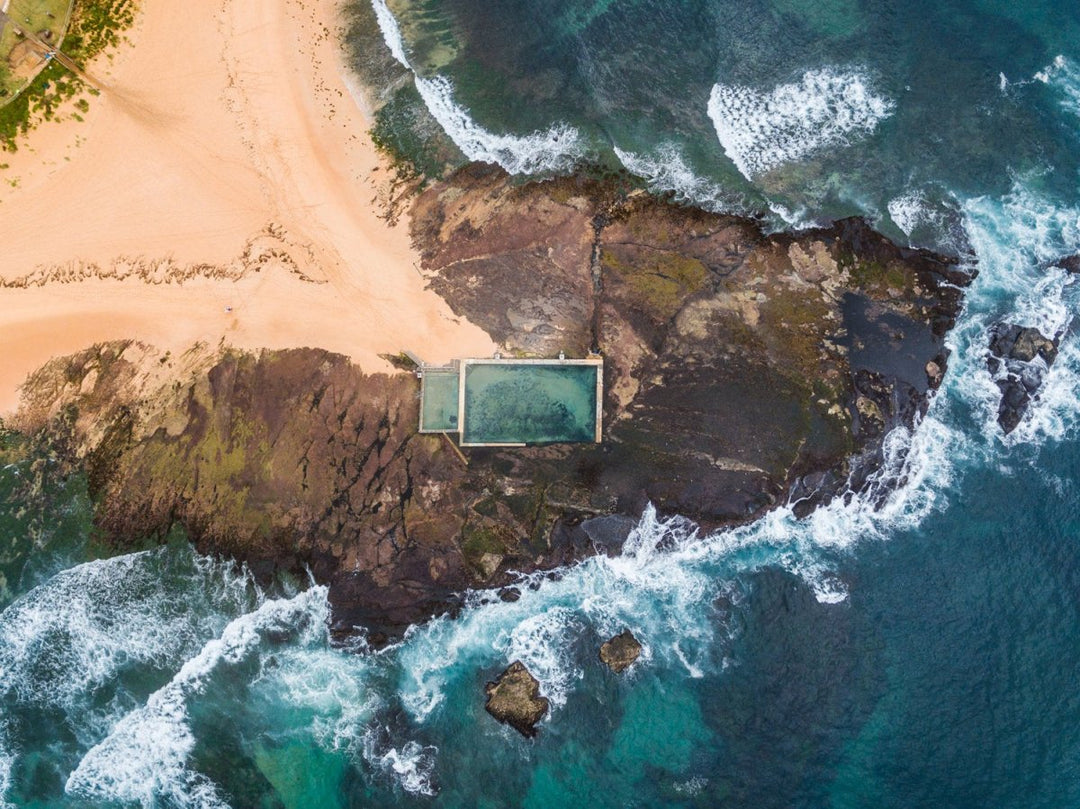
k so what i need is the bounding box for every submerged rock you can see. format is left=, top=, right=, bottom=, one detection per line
left=987, top=323, right=1059, bottom=433
left=484, top=661, right=549, bottom=737
left=599, top=630, right=642, bottom=673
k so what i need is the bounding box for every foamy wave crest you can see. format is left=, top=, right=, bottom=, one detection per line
left=887, top=191, right=931, bottom=236
left=368, top=0, right=586, bottom=176
left=0, top=548, right=256, bottom=727
left=885, top=189, right=970, bottom=254
left=614, top=144, right=744, bottom=212
left=66, top=587, right=329, bottom=808
left=369, top=0, right=410, bottom=68
left=414, top=76, right=584, bottom=174
left=1032, top=55, right=1080, bottom=114
left=708, top=68, right=894, bottom=179
left=766, top=200, right=817, bottom=230
left=501, top=607, right=582, bottom=708
left=1033, top=55, right=1080, bottom=120
left=252, top=645, right=380, bottom=755
left=958, top=182, right=1080, bottom=443
left=0, top=734, right=12, bottom=809
left=363, top=738, right=438, bottom=797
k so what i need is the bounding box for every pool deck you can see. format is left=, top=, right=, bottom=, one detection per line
left=413, top=354, right=603, bottom=447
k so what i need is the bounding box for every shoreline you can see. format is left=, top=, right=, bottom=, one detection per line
left=0, top=0, right=495, bottom=417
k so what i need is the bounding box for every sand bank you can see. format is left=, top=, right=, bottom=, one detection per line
left=0, top=0, right=495, bottom=416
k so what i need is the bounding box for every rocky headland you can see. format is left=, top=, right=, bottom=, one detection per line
left=9, top=165, right=971, bottom=643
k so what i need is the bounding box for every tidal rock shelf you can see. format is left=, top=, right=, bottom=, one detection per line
left=11, top=166, right=972, bottom=642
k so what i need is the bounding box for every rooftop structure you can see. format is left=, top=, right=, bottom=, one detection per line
left=416, top=355, right=603, bottom=447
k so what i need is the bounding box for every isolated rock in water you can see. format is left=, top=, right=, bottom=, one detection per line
left=599, top=630, right=642, bottom=673
left=987, top=323, right=1059, bottom=433
left=1054, top=253, right=1080, bottom=274
left=484, top=661, right=549, bottom=737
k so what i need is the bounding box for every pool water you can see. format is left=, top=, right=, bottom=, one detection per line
left=461, top=362, right=600, bottom=445
left=419, top=370, right=459, bottom=432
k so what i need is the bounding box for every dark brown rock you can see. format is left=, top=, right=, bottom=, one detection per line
left=484, top=661, right=549, bottom=737
left=599, top=630, right=642, bottom=673
left=13, top=167, right=972, bottom=643
left=1053, top=254, right=1080, bottom=273
left=414, top=169, right=970, bottom=520
left=987, top=322, right=1059, bottom=433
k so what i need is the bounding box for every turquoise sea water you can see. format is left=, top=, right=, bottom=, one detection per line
left=4, top=0, right=1080, bottom=805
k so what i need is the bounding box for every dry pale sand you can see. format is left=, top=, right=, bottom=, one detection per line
left=0, top=0, right=495, bottom=416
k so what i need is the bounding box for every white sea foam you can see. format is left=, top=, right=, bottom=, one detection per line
left=887, top=190, right=930, bottom=236
left=959, top=182, right=1080, bottom=443
left=0, top=734, right=13, bottom=809
left=368, top=0, right=585, bottom=176
left=369, top=0, right=410, bottom=68
left=613, top=144, right=743, bottom=212
left=766, top=200, right=818, bottom=230
left=66, top=587, right=329, bottom=809
left=707, top=68, right=895, bottom=180
left=1033, top=55, right=1080, bottom=118
left=251, top=644, right=380, bottom=756
left=0, top=548, right=256, bottom=735
left=886, top=189, right=969, bottom=254
left=501, top=607, right=582, bottom=709
left=414, top=76, right=584, bottom=174
left=674, top=776, right=708, bottom=796
left=1034, top=54, right=1068, bottom=85
left=364, top=738, right=438, bottom=797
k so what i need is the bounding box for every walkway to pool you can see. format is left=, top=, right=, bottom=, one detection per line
left=414, top=353, right=603, bottom=447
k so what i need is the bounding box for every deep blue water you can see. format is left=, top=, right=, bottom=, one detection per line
left=3, top=0, right=1080, bottom=805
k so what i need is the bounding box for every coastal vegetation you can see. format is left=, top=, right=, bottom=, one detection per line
left=0, top=0, right=134, bottom=150
left=0, top=0, right=72, bottom=99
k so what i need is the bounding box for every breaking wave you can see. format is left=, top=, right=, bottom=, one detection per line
left=414, top=76, right=585, bottom=174
left=957, top=183, right=1080, bottom=446
left=370, top=0, right=585, bottom=175
left=707, top=68, right=895, bottom=180
left=363, top=738, right=438, bottom=797
left=0, top=548, right=257, bottom=740
left=65, top=587, right=329, bottom=808
left=370, top=0, right=410, bottom=68
left=613, top=144, right=746, bottom=212
left=1034, top=55, right=1080, bottom=119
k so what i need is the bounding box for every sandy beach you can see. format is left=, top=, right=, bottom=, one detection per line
left=0, top=0, right=495, bottom=416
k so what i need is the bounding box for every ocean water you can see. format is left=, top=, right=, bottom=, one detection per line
left=4, top=0, right=1080, bottom=805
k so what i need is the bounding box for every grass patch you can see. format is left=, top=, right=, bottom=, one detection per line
left=0, top=0, right=72, bottom=99
left=0, top=0, right=135, bottom=151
